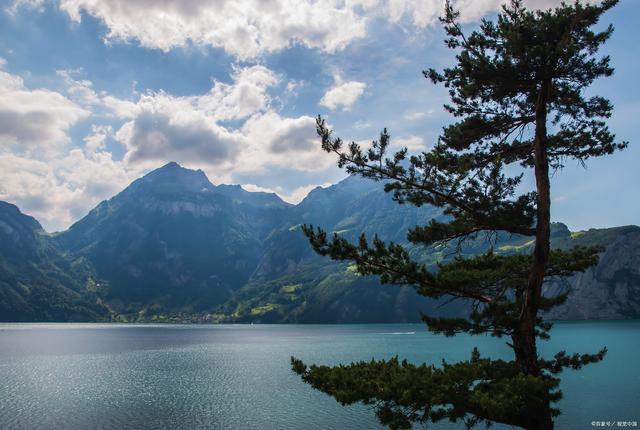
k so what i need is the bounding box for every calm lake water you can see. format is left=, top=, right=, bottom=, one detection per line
left=0, top=321, right=638, bottom=429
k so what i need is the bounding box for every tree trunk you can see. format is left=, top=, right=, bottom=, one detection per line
left=512, top=79, right=554, bottom=430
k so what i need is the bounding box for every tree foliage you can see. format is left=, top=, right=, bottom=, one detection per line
left=292, top=1, right=625, bottom=429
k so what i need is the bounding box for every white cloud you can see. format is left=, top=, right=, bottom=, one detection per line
left=286, top=79, right=305, bottom=93
left=392, top=135, right=427, bottom=151
left=351, top=134, right=427, bottom=156
left=83, top=124, right=112, bottom=154
left=243, top=111, right=315, bottom=155
left=240, top=183, right=278, bottom=195
left=5, top=0, right=45, bottom=15
left=0, top=62, right=130, bottom=230
left=320, top=79, right=367, bottom=111
left=107, top=65, right=332, bottom=177
left=241, top=182, right=333, bottom=204
left=107, top=65, right=277, bottom=121
left=0, top=66, right=89, bottom=148
left=108, top=65, right=278, bottom=173
left=10, top=0, right=570, bottom=59
left=196, top=65, right=278, bottom=121
left=403, top=110, right=433, bottom=121
left=241, top=111, right=333, bottom=173
left=117, top=106, right=245, bottom=169
left=56, top=0, right=368, bottom=59
left=354, top=120, right=372, bottom=129
left=0, top=144, right=134, bottom=231
left=280, top=183, right=333, bottom=204
left=56, top=69, right=101, bottom=106
left=101, top=95, right=139, bottom=119
left=352, top=0, right=567, bottom=27
left=372, top=0, right=503, bottom=27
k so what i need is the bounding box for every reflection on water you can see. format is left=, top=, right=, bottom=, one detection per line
left=0, top=321, right=638, bottom=429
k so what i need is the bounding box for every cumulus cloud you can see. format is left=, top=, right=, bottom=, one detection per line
left=109, top=65, right=279, bottom=172
left=243, top=111, right=316, bottom=155
left=0, top=62, right=130, bottom=230
left=9, top=0, right=572, bottom=60
left=320, top=79, right=367, bottom=111
left=55, top=0, right=368, bottom=59
left=108, top=65, right=277, bottom=120
left=0, top=0, right=588, bottom=232
left=0, top=144, right=134, bottom=231
left=240, top=111, right=333, bottom=173
left=7, top=0, right=569, bottom=58
left=195, top=65, right=278, bottom=121
left=0, top=66, right=89, bottom=148
left=106, top=64, right=331, bottom=177
left=101, top=95, right=139, bottom=119
left=118, top=108, right=244, bottom=168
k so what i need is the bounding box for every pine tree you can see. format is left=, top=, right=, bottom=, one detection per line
left=291, top=1, right=626, bottom=429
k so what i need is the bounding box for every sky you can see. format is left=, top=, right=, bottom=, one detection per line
left=0, top=0, right=637, bottom=232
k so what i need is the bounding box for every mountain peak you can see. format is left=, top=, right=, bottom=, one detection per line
left=126, top=162, right=215, bottom=196
left=160, top=161, right=181, bottom=169
left=151, top=161, right=205, bottom=179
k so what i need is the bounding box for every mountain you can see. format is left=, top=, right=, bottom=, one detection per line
left=220, top=176, right=456, bottom=323
left=543, top=225, right=640, bottom=319
left=1, top=162, right=638, bottom=322
left=0, top=201, right=108, bottom=321
left=54, top=162, right=291, bottom=317
left=224, top=199, right=640, bottom=322
left=296, top=176, right=443, bottom=242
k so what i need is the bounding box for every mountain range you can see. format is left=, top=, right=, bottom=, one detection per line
left=1, top=162, right=638, bottom=322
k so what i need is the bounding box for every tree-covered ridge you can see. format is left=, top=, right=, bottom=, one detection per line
left=293, top=1, right=625, bottom=429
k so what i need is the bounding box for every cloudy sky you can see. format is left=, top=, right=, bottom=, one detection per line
left=0, top=0, right=637, bottom=232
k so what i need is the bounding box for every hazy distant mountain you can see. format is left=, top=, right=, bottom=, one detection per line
left=224, top=176, right=453, bottom=323
left=543, top=225, right=640, bottom=319
left=1, top=162, right=638, bottom=322
left=0, top=201, right=108, bottom=321
left=226, top=190, right=640, bottom=323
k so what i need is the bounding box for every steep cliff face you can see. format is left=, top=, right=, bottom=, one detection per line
left=545, top=227, right=640, bottom=319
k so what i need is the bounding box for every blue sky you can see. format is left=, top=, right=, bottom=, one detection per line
left=0, top=0, right=637, bottom=232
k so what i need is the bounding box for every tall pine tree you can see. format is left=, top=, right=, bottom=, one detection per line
left=291, top=1, right=626, bottom=429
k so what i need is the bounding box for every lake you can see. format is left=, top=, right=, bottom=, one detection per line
left=0, top=321, right=638, bottom=429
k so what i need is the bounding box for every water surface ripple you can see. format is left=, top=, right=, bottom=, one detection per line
left=0, top=322, right=638, bottom=429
